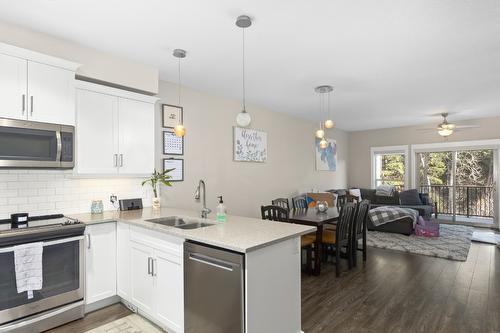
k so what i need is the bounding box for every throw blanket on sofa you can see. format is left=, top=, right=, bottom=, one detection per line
left=369, top=206, right=418, bottom=227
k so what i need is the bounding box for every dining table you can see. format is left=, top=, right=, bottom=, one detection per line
left=289, top=207, right=339, bottom=275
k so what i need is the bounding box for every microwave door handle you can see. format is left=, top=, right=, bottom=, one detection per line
left=56, top=131, right=62, bottom=162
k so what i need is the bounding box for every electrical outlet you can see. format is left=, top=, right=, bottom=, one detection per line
left=110, top=194, right=118, bottom=205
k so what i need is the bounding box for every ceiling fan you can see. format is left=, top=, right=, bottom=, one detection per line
left=417, top=113, right=480, bottom=137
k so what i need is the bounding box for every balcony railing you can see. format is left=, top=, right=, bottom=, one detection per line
left=419, top=185, right=495, bottom=218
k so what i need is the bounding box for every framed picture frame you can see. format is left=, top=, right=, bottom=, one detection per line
left=233, top=127, right=268, bottom=163
left=163, top=129, right=184, bottom=155
left=162, top=104, right=183, bottom=129
left=163, top=158, right=184, bottom=182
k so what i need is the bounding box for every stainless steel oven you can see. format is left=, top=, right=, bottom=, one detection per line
left=0, top=231, right=85, bottom=332
left=0, top=118, right=74, bottom=169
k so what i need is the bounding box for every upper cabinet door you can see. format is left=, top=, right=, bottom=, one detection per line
left=0, top=53, right=27, bottom=120
left=27, top=61, right=75, bottom=125
left=117, top=97, right=155, bottom=175
left=76, top=89, right=119, bottom=174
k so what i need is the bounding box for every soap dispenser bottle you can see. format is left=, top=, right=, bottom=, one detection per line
left=216, top=196, right=227, bottom=222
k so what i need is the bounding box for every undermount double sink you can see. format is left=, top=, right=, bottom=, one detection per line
left=145, top=216, right=214, bottom=230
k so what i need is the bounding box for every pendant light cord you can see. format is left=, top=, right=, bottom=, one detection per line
left=178, top=57, right=181, bottom=107
left=242, top=27, right=246, bottom=112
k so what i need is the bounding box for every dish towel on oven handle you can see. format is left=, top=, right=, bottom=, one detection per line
left=14, top=242, right=43, bottom=299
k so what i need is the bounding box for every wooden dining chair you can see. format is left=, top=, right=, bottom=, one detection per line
left=261, top=205, right=289, bottom=222
left=292, top=196, right=308, bottom=209
left=352, top=200, right=370, bottom=266
left=271, top=198, right=290, bottom=211
left=261, top=204, right=314, bottom=272
left=321, top=202, right=357, bottom=277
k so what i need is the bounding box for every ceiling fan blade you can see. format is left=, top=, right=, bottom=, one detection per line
left=454, top=125, right=480, bottom=129
left=416, top=128, right=437, bottom=131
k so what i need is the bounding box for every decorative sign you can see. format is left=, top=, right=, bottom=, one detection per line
left=233, top=127, right=267, bottom=163
left=163, top=130, right=184, bottom=155
left=315, top=138, right=337, bottom=171
left=163, top=158, right=184, bottom=181
left=162, top=104, right=183, bottom=128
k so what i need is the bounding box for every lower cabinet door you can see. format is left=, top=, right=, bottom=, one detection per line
left=85, top=222, right=117, bottom=305
left=154, top=249, right=184, bottom=333
left=130, top=241, right=155, bottom=314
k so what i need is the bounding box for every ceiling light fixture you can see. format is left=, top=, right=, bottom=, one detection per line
left=235, top=15, right=252, bottom=128
left=315, top=85, right=334, bottom=130
left=173, top=48, right=186, bottom=137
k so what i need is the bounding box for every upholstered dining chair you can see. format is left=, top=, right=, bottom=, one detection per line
left=352, top=200, right=370, bottom=266
left=271, top=198, right=290, bottom=211
left=321, top=202, right=357, bottom=277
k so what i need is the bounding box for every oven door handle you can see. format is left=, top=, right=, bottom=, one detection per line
left=0, top=235, right=84, bottom=254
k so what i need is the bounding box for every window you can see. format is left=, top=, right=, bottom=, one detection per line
left=371, top=146, right=409, bottom=191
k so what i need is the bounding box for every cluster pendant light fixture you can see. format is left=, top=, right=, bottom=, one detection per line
left=314, top=85, right=334, bottom=149
left=235, top=15, right=252, bottom=128
left=173, top=48, right=186, bottom=137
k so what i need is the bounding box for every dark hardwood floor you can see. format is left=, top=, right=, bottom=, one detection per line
left=302, top=243, right=500, bottom=333
left=46, top=243, right=500, bottom=333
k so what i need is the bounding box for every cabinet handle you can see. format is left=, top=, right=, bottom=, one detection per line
left=30, top=96, right=33, bottom=115
left=22, top=94, right=25, bottom=114
left=147, top=257, right=152, bottom=275
left=152, top=259, right=157, bottom=277
left=119, top=154, right=123, bottom=167
left=113, top=154, right=118, bottom=167
left=86, top=234, right=91, bottom=249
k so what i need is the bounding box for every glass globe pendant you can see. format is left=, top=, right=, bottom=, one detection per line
left=319, top=138, right=328, bottom=149
left=236, top=109, right=251, bottom=127
left=315, top=128, right=325, bottom=139
left=324, top=119, right=334, bottom=129
left=174, top=124, right=186, bottom=137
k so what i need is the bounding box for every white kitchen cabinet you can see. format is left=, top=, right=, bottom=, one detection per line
left=128, top=226, right=184, bottom=332
left=75, top=81, right=157, bottom=176
left=130, top=240, right=155, bottom=314
left=154, top=248, right=184, bottom=332
left=27, top=61, right=75, bottom=125
left=85, top=222, right=117, bottom=305
left=0, top=43, right=79, bottom=124
left=116, top=222, right=131, bottom=301
left=117, top=98, right=155, bottom=175
left=76, top=89, right=119, bottom=174
left=0, top=53, right=27, bottom=120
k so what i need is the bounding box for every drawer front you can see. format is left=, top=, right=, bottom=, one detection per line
left=129, top=225, right=183, bottom=259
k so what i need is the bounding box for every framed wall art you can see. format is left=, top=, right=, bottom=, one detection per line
left=163, top=158, right=184, bottom=181
left=233, top=127, right=267, bottom=163
left=162, top=104, right=183, bottom=128
left=163, top=129, right=184, bottom=155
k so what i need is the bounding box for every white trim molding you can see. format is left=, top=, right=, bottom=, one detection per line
left=75, top=80, right=159, bottom=104
left=0, top=42, right=80, bottom=71
left=370, top=145, right=410, bottom=190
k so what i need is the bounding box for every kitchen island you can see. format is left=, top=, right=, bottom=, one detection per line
left=70, top=207, right=315, bottom=333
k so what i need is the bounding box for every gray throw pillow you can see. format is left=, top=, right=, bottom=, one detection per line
left=399, top=189, right=423, bottom=205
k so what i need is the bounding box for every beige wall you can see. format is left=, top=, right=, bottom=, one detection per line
left=0, top=20, right=158, bottom=93
left=156, top=81, right=348, bottom=218
left=348, top=116, right=500, bottom=188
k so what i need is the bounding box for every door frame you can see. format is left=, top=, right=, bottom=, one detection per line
left=411, top=139, right=500, bottom=228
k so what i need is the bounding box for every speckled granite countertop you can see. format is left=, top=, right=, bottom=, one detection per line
left=68, top=207, right=315, bottom=253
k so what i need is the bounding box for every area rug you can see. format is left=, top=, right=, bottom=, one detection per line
left=85, top=314, right=163, bottom=333
left=366, top=224, right=474, bottom=261
left=472, top=230, right=500, bottom=245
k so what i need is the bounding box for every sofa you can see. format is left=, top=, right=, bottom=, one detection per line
left=360, top=188, right=436, bottom=236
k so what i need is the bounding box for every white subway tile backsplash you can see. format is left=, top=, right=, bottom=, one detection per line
left=0, top=170, right=151, bottom=219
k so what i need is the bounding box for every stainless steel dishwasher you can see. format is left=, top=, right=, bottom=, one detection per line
left=184, top=241, right=245, bottom=333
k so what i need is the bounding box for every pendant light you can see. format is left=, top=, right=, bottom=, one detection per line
left=315, top=85, right=334, bottom=130
left=235, top=15, right=252, bottom=128
left=173, top=48, right=186, bottom=137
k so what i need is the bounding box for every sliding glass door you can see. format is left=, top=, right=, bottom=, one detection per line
left=417, top=149, right=495, bottom=222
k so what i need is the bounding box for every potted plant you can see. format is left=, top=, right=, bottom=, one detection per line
left=142, top=168, right=174, bottom=209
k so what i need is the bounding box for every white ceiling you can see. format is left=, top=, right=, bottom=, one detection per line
left=0, top=0, right=499, bottom=131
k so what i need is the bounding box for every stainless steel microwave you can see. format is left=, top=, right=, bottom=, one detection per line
left=0, top=118, right=74, bottom=169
